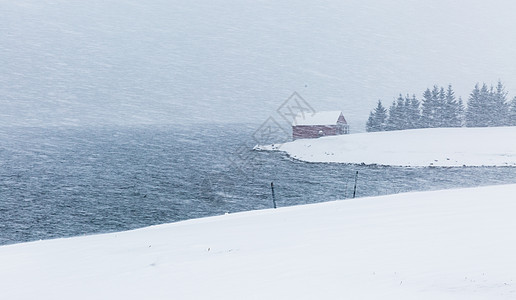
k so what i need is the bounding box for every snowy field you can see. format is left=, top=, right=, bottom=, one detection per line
left=257, top=127, right=516, bottom=167
left=1, top=183, right=516, bottom=299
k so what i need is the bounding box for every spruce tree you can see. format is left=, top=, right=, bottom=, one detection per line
left=374, top=100, right=388, bottom=130
left=508, top=96, right=516, bottom=126
left=478, top=83, right=492, bottom=127
left=385, top=95, right=409, bottom=130
left=386, top=101, right=400, bottom=131
left=405, top=94, right=420, bottom=129
left=420, top=88, right=431, bottom=128
left=435, top=86, right=447, bottom=127
left=466, top=82, right=508, bottom=127
left=366, top=112, right=376, bottom=132
left=466, top=83, right=482, bottom=127
left=457, top=97, right=465, bottom=127
left=421, top=87, right=440, bottom=128
left=443, top=85, right=453, bottom=127
left=395, top=94, right=407, bottom=129
left=491, top=80, right=509, bottom=126
left=443, top=85, right=462, bottom=127
left=366, top=81, right=511, bottom=131
left=466, top=83, right=492, bottom=127
left=366, top=100, right=388, bottom=132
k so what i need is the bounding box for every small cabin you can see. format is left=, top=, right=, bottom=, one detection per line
left=292, top=111, right=349, bottom=140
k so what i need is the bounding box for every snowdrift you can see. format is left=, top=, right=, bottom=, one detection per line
left=1, top=184, right=516, bottom=299
left=256, top=127, right=516, bottom=167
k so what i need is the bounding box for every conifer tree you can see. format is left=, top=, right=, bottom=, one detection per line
left=366, top=112, right=376, bottom=132
left=421, top=86, right=442, bottom=128
left=435, top=86, right=447, bottom=127
left=395, top=94, right=407, bottom=129
left=385, top=95, right=410, bottom=130
left=478, top=83, right=493, bottom=126
left=466, top=82, right=509, bottom=127
left=466, top=83, right=482, bottom=127
left=386, top=100, right=400, bottom=131
left=491, top=80, right=509, bottom=126
left=508, top=96, right=516, bottom=126
left=405, top=94, right=420, bottom=129
left=443, top=85, right=462, bottom=127
left=366, top=81, right=512, bottom=131
left=420, top=88, right=431, bottom=128
left=375, top=100, right=388, bottom=130
left=366, top=100, right=388, bottom=132
left=457, top=97, right=465, bottom=127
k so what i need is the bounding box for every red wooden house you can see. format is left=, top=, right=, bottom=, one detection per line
left=292, top=111, right=349, bottom=140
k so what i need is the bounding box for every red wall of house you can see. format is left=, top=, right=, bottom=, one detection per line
left=293, top=125, right=337, bottom=140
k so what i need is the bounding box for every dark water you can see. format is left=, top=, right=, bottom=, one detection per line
left=1, top=123, right=516, bottom=245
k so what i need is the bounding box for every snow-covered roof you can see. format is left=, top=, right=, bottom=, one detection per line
left=293, top=111, right=344, bottom=126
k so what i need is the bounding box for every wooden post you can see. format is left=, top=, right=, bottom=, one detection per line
left=352, top=171, right=358, bottom=199
left=271, top=182, right=277, bottom=209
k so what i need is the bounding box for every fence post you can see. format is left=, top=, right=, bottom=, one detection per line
left=352, top=171, right=358, bottom=198
left=271, top=182, right=277, bottom=209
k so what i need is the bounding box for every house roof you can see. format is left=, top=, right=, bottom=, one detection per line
left=292, top=111, right=344, bottom=126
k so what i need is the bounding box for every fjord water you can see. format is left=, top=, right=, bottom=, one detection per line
left=1, top=123, right=516, bottom=245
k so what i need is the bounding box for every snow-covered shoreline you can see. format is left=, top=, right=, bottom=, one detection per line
left=2, top=184, right=516, bottom=299
left=256, top=127, right=516, bottom=167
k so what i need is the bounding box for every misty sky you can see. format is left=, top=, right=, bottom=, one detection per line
left=2, top=0, right=516, bottom=130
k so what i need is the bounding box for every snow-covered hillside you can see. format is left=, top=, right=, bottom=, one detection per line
left=257, top=127, right=516, bottom=167
left=1, top=184, right=516, bottom=299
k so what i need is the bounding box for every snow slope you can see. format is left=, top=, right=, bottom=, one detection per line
left=257, top=127, right=516, bottom=167
left=1, top=184, right=516, bottom=299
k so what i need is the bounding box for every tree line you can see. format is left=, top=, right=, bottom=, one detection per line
left=366, top=81, right=516, bottom=132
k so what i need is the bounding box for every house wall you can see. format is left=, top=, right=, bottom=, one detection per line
left=336, top=123, right=350, bottom=134
left=337, top=114, right=348, bottom=124
left=293, top=125, right=338, bottom=140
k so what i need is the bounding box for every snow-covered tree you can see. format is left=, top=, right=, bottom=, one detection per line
left=491, top=80, right=509, bottom=126
left=404, top=94, right=420, bottom=129
left=366, top=100, right=388, bottom=132
left=457, top=97, right=465, bottom=126
left=466, top=83, right=483, bottom=127
left=421, top=86, right=446, bottom=128
left=374, top=100, right=388, bottom=131
left=442, top=85, right=463, bottom=127
left=420, top=88, right=432, bottom=128
left=436, top=86, right=447, bottom=127
left=466, top=81, right=509, bottom=127
left=386, top=96, right=405, bottom=131
left=507, top=96, right=516, bottom=126
left=367, top=81, right=512, bottom=131
left=366, top=112, right=375, bottom=132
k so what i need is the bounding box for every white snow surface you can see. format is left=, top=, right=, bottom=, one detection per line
left=293, top=111, right=343, bottom=125
left=257, top=127, right=516, bottom=167
left=2, top=184, right=516, bottom=299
